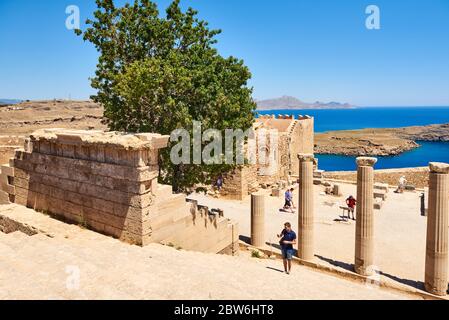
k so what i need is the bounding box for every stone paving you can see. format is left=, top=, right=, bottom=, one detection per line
left=0, top=204, right=417, bottom=300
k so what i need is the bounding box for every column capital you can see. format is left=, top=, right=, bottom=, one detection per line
left=356, top=157, right=377, bottom=167
left=297, top=153, right=315, bottom=162
left=429, top=162, right=449, bottom=174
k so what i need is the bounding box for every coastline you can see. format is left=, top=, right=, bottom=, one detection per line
left=315, top=123, right=449, bottom=157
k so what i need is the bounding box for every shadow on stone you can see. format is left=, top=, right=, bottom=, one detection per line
left=378, top=270, right=425, bottom=290
left=239, top=235, right=251, bottom=244
left=315, top=255, right=354, bottom=273
left=266, top=266, right=285, bottom=273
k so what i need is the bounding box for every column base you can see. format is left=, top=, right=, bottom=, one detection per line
left=354, top=260, right=376, bottom=277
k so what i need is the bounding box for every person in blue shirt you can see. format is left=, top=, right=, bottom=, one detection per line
left=283, top=188, right=296, bottom=213
left=277, top=222, right=297, bottom=274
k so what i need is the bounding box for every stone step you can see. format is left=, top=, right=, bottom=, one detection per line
left=149, top=202, right=192, bottom=231
left=156, top=192, right=186, bottom=212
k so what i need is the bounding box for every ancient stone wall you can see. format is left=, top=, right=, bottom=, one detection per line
left=290, top=117, right=314, bottom=176
left=8, top=129, right=167, bottom=245
left=222, top=165, right=258, bottom=201
left=0, top=129, right=239, bottom=254
left=222, top=116, right=315, bottom=200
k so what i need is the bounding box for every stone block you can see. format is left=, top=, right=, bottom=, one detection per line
left=39, top=141, right=53, bottom=155
left=14, top=186, right=29, bottom=199
left=1, top=181, right=15, bottom=195
left=1, top=165, right=14, bottom=177
left=89, top=145, right=105, bottom=162
left=373, top=191, right=387, bottom=201
left=14, top=168, right=30, bottom=180
left=85, top=219, right=106, bottom=233
left=12, top=158, right=35, bottom=172
left=333, top=184, right=342, bottom=196
left=313, top=170, right=325, bottom=178
left=104, top=147, right=120, bottom=165
left=374, top=198, right=383, bottom=210
left=83, top=206, right=126, bottom=229
left=0, top=190, right=10, bottom=204
left=14, top=196, right=28, bottom=207
left=63, top=201, right=84, bottom=218
left=62, top=144, right=76, bottom=158
left=104, top=224, right=123, bottom=239
left=13, top=177, right=30, bottom=190
left=74, top=145, right=91, bottom=161
left=374, top=182, right=389, bottom=193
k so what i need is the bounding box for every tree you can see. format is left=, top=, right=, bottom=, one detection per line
left=76, top=0, right=256, bottom=191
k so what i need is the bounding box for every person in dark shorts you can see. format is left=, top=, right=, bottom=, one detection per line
left=283, top=188, right=295, bottom=213
left=277, top=222, right=297, bottom=274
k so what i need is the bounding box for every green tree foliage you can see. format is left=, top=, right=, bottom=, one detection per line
left=76, top=0, right=256, bottom=191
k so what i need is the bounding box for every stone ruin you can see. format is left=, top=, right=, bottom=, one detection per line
left=0, top=129, right=239, bottom=255
left=221, top=115, right=315, bottom=200
left=249, top=155, right=449, bottom=296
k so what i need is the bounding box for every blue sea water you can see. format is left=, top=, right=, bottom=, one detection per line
left=257, top=107, right=449, bottom=171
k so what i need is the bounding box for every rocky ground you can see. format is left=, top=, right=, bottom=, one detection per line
left=0, top=100, right=105, bottom=164
left=315, top=124, right=449, bottom=156
left=324, top=167, right=429, bottom=189
left=0, top=100, right=105, bottom=135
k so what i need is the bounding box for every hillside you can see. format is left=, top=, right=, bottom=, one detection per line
left=256, top=95, right=355, bottom=110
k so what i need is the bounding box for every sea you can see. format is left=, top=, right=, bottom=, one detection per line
left=257, top=107, right=449, bottom=171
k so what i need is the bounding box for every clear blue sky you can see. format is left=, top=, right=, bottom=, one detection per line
left=1, top=0, right=448, bottom=106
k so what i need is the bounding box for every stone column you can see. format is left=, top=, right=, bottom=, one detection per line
left=251, top=191, right=265, bottom=247
left=424, top=162, right=449, bottom=296
left=297, top=153, right=315, bottom=260
left=354, top=157, right=377, bottom=276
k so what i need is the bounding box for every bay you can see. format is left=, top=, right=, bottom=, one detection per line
left=257, top=107, right=449, bottom=171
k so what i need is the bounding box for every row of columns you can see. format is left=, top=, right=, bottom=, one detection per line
left=250, top=154, right=449, bottom=296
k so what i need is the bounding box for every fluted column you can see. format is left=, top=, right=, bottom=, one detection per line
left=354, top=157, right=377, bottom=276
left=424, top=162, right=449, bottom=296
left=297, top=153, right=315, bottom=260
left=251, top=192, right=265, bottom=247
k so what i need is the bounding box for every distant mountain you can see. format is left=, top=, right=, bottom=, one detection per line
left=256, top=95, right=355, bottom=110
left=0, top=99, right=22, bottom=105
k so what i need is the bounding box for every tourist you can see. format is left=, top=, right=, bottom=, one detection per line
left=215, top=175, right=223, bottom=191
left=396, top=176, right=407, bottom=193
left=277, top=222, right=297, bottom=274
left=345, top=195, right=357, bottom=220
left=284, top=188, right=296, bottom=213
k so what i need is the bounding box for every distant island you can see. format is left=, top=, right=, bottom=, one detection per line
left=256, top=95, right=355, bottom=110
left=0, top=99, right=22, bottom=105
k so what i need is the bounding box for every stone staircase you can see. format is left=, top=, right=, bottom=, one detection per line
left=0, top=202, right=238, bottom=299
left=151, top=185, right=238, bottom=253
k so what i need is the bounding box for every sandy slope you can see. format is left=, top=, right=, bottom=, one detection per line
left=0, top=204, right=414, bottom=300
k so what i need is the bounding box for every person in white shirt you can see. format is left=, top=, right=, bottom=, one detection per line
left=396, top=176, right=407, bottom=193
